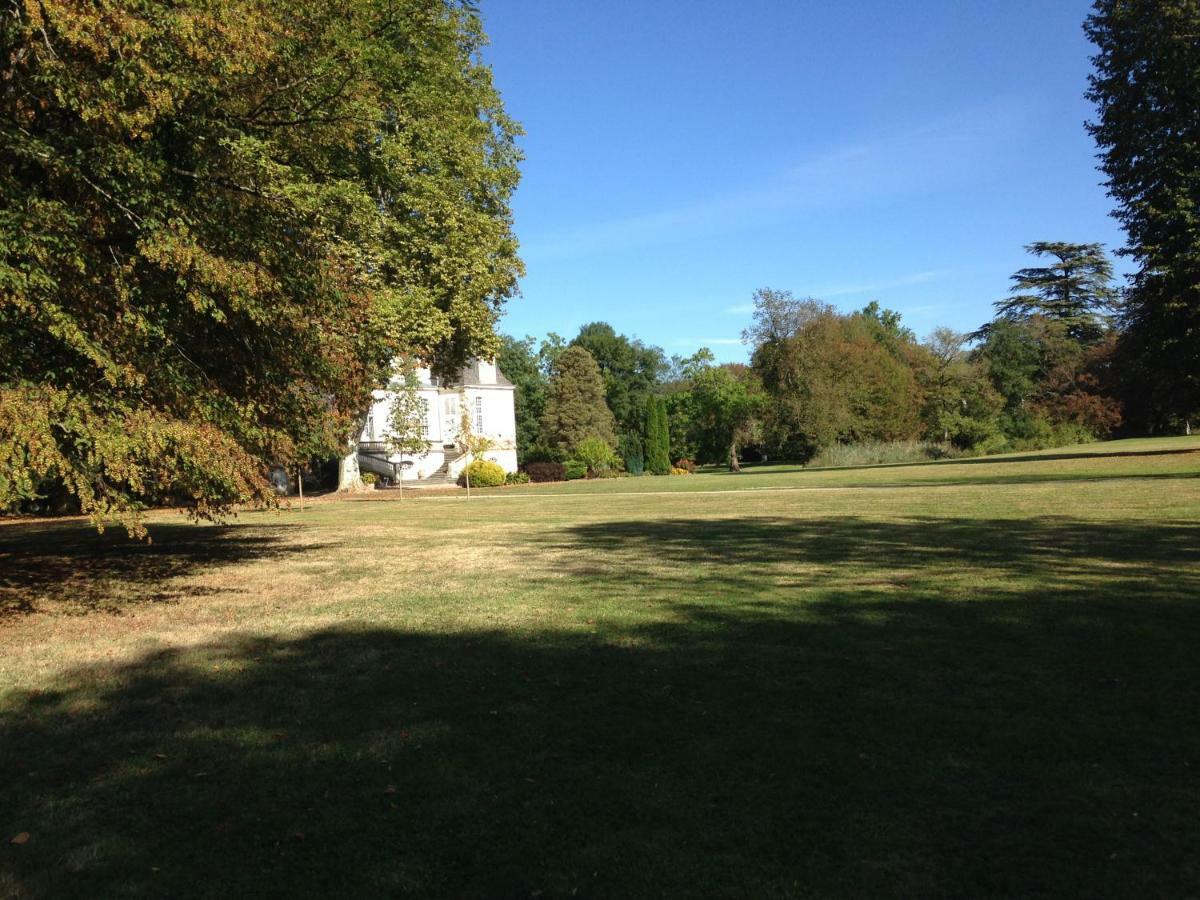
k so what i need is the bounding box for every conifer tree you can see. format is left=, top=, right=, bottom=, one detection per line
left=984, top=242, right=1117, bottom=343
left=539, top=347, right=616, bottom=454
left=644, top=397, right=671, bottom=475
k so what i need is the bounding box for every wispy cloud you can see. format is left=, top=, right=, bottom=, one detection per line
left=521, top=98, right=1030, bottom=261
left=725, top=303, right=755, bottom=315
left=811, top=269, right=951, bottom=298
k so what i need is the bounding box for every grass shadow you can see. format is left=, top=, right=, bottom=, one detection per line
left=0, top=521, right=327, bottom=618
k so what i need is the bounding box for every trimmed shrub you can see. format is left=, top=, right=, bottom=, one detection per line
left=619, top=432, right=644, bottom=475
left=457, top=459, right=506, bottom=488
left=674, top=458, right=697, bottom=473
left=505, top=471, right=530, bottom=485
left=524, top=461, right=565, bottom=483
left=564, top=459, right=587, bottom=480
left=360, top=472, right=378, bottom=485
left=669, top=466, right=691, bottom=475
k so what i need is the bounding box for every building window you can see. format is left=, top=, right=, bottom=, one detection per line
left=420, top=399, right=430, bottom=437
left=474, top=396, right=484, bottom=433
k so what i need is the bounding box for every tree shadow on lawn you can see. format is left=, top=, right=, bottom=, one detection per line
left=3, top=517, right=1200, bottom=897
left=547, top=514, right=1200, bottom=604
left=0, top=522, right=326, bottom=618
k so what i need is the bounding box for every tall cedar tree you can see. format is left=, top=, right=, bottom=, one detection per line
left=980, top=242, right=1118, bottom=343
left=644, top=396, right=671, bottom=475
left=0, top=0, right=522, bottom=532
left=539, top=346, right=616, bottom=455
left=1086, top=0, right=1200, bottom=429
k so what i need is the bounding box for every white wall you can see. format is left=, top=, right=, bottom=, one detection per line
left=358, top=372, right=518, bottom=478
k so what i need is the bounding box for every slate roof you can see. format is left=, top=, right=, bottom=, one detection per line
left=432, top=359, right=513, bottom=389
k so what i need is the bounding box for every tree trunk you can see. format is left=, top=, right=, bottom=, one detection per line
left=1186, top=418, right=1192, bottom=436
left=297, top=466, right=304, bottom=511
left=336, top=446, right=363, bottom=492
left=728, top=442, right=741, bottom=472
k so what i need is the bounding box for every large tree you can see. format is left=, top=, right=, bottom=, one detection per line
left=1086, top=0, right=1200, bottom=430
left=690, top=365, right=764, bottom=471
left=750, top=300, right=923, bottom=459
left=982, top=242, right=1118, bottom=343
left=539, top=346, right=616, bottom=455
left=0, top=0, right=522, bottom=532
left=741, top=288, right=831, bottom=347
left=570, top=322, right=667, bottom=434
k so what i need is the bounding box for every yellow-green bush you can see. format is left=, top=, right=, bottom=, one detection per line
left=457, top=459, right=506, bottom=488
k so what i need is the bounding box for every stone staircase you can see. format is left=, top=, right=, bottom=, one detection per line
left=405, top=449, right=461, bottom=488
left=356, top=442, right=463, bottom=489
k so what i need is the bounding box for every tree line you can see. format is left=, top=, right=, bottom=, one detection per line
left=497, top=239, right=1138, bottom=474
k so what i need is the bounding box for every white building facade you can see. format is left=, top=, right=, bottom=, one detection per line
left=356, top=359, right=518, bottom=484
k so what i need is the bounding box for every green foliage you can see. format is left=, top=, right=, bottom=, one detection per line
left=980, top=242, right=1118, bottom=343
left=570, top=322, right=667, bottom=434
left=914, top=327, right=1003, bottom=450
left=972, top=319, right=1043, bottom=413
left=618, top=432, right=645, bottom=476
left=643, top=396, right=672, bottom=475
left=386, top=360, right=431, bottom=461
left=973, top=307, right=1123, bottom=441
left=1086, top=0, right=1200, bottom=428
left=496, top=335, right=548, bottom=463
left=504, top=471, right=530, bottom=485
left=573, top=435, right=618, bottom=477
left=0, top=0, right=523, bottom=532
left=689, top=364, right=765, bottom=471
left=563, top=459, right=587, bottom=480
left=749, top=302, right=924, bottom=460
left=540, top=346, right=617, bottom=454
left=457, top=459, right=505, bottom=489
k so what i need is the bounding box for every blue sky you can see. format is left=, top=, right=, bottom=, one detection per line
left=483, top=1, right=1124, bottom=363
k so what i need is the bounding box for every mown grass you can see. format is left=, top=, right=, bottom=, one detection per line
left=1, top=436, right=1199, bottom=897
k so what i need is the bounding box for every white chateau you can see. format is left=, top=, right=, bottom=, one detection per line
left=355, top=359, right=518, bottom=486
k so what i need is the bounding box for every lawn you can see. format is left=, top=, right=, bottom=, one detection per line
left=2, top=436, right=1199, bottom=898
